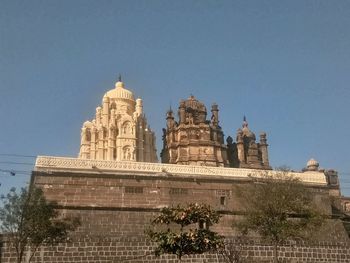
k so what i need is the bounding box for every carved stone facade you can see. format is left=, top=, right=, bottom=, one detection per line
left=79, top=77, right=157, bottom=162
left=226, top=117, right=271, bottom=169
left=161, top=96, right=270, bottom=169
left=161, top=95, right=228, bottom=167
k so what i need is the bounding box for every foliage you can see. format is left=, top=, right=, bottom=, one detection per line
left=0, top=187, right=80, bottom=263
left=236, top=170, right=324, bottom=262
left=217, top=236, right=250, bottom=263
left=146, top=203, right=224, bottom=260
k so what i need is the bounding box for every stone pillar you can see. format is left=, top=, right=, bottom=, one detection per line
left=102, top=96, right=109, bottom=127
left=98, top=126, right=104, bottom=159
left=144, top=128, right=151, bottom=162
left=178, top=101, right=186, bottom=124
left=80, top=127, right=90, bottom=159
left=137, top=119, right=144, bottom=162
left=236, top=129, right=245, bottom=165
left=211, top=103, right=219, bottom=126
left=110, top=109, right=116, bottom=127
left=136, top=98, right=143, bottom=116
left=116, top=140, right=121, bottom=161
left=166, top=110, right=175, bottom=130
left=148, top=133, right=154, bottom=162
left=152, top=132, right=157, bottom=162
left=116, top=122, right=122, bottom=161
left=259, top=132, right=269, bottom=167
left=96, top=107, right=102, bottom=126
left=90, top=127, right=97, bottom=160
left=107, top=125, right=115, bottom=160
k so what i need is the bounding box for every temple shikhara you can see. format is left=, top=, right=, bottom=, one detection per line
left=160, top=95, right=270, bottom=170
left=78, top=76, right=157, bottom=162
left=2, top=75, right=349, bottom=263
left=160, top=95, right=228, bottom=166
left=226, top=117, right=270, bottom=169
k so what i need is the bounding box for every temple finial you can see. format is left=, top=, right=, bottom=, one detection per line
left=243, top=115, right=248, bottom=127
left=118, top=74, right=122, bottom=82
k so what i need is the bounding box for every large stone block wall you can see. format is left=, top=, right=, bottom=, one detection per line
left=32, top=171, right=332, bottom=215
left=1, top=171, right=348, bottom=262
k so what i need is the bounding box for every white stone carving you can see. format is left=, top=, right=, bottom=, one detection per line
left=35, top=156, right=327, bottom=185
left=78, top=79, right=157, bottom=162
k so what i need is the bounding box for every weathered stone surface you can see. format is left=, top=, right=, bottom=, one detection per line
left=227, top=117, right=271, bottom=169
left=161, top=96, right=229, bottom=167
left=1, top=163, right=349, bottom=262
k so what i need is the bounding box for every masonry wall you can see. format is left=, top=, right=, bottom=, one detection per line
left=2, top=235, right=350, bottom=263
left=1, top=170, right=349, bottom=262
left=32, top=171, right=333, bottom=217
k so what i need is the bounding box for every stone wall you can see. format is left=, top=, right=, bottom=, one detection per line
left=2, top=235, right=350, bottom=263
left=32, top=171, right=332, bottom=216
left=1, top=170, right=349, bottom=262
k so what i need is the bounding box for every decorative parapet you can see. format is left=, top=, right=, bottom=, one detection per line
left=35, top=156, right=327, bottom=186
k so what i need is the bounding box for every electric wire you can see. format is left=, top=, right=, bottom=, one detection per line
left=0, top=161, right=34, bottom=166
left=0, top=153, right=36, bottom=158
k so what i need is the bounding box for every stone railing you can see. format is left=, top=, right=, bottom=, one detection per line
left=35, top=156, right=327, bottom=185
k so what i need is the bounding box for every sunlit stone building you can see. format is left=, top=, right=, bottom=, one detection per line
left=2, top=77, right=349, bottom=263
left=160, top=95, right=270, bottom=170
left=78, top=77, right=157, bottom=162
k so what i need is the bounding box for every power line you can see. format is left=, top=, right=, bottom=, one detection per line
left=0, top=153, right=36, bottom=158
left=0, top=161, right=34, bottom=166
left=0, top=168, right=32, bottom=176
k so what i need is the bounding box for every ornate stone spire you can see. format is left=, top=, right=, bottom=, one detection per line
left=79, top=77, right=158, bottom=163
left=227, top=116, right=271, bottom=170
left=243, top=115, right=248, bottom=127
left=161, top=95, right=228, bottom=167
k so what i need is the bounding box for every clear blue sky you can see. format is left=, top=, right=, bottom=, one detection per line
left=1, top=0, right=350, bottom=195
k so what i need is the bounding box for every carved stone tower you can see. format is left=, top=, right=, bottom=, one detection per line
left=226, top=117, right=270, bottom=169
left=79, top=77, right=157, bottom=162
left=160, top=95, right=228, bottom=167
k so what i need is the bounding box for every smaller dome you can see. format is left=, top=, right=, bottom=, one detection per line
left=184, top=95, right=207, bottom=113
left=306, top=158, right=319, bottom=171
left=83, top=121, right=92, bottom=128
left=243, top=129, right=256, bottom=140
left=115, top=81, right=124, bottom=89
left=104, top=81, right=135, bottom=101
left=241, top=116, right=256, bottom=139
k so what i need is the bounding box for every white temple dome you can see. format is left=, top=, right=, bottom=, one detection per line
left=306, top=158, right=319, bottom=171
left=104, top=81, right=135, bottom=102
left=79, top=76, right=158, bottom=163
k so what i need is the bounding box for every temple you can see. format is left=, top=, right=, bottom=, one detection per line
left=160, top=96, right=270, bottom=169
left=160, top=95, right=228, bottom=166
left=78, top=77, right=157, bottom=162
left=226, top=117, right=271, bottom=169
left=2, top=78, right=349, bottom=262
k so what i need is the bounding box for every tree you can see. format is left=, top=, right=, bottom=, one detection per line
left=0, top=187, right=80, bottom=263
left=236, top=170, right=324, bottom=263
left=146, top=203, right=224, bottom=261
left=217, top=235, right=250, bottom=263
